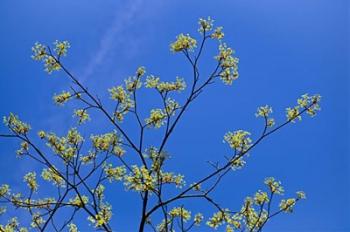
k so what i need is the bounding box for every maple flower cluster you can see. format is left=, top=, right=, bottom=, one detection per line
left=256, top=105, right=275, bottom=127
left=3, top=113, right=31, bottom=135
left=170, top=33, right=197, bottom=52
left=53, top=91, right=72, bottom=105
left=216, top=43, right=239, bottom=85
left=145, top=75, right=186, bottom=93
left=224, top=130, right=252, bottom=152
left=198, top=17, right=225, bottom=39
left=286, top=93, right=321, bottom=122
left=32, top=40, right=70, bottom=73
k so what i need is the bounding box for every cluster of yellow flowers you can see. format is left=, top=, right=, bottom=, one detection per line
left=108, top=67, right=147, bottom=121
left=146, top=146, right=167, bottom=172
left=109, top=86, right=128, bottom=102
left=145, top=75, right=186, bottom=93
left=256, top=105, right=275, bottom=127
left=121, top=164, right=185, bottom=192
left=165, top=98, right=180, bottom=116
left=169, top=207, right=191, bottom=221
left=53, top=40, right=70, bottom=57
left=23, top=172, right=38, bottom=192
left=41, top=166, right=64, bottom=186
left=298, top=94, right=321, bottom=116
left=53, top=91, right=71, bottom=105
left=3, top=113, right=31, bottom=135
left=104, top=164, right=126, bottom=182
left=216, top=43, right=239, bottom=85
left=73, top=109, right=90, bottom=124
left=211, top=27, right=225, bottom=40
left=279, top=198, right=296, bottom=213
left=109, top=85, right=134, bottom=122
left=286, top=93, right=321, bottom=122
left=80, top=151, right=97, bottom=164
left=16, top=141, right=29, bottom=156
left=170, top=33, right=197, bottom=52
left=198, top=17, right=224, bottom=39
left=69, top=195, right=89, bottom=208
left=198, top=17, right=214, bottom=33
left=94, top=184, right=105, bottom=201
left=145, top=109, right=167, bottom=128
left=31, top=212, right=45, bottom=228
left=240, top=197, right=267, bottom=230
left=0, top=184, right=10, bottom=198
left=0, top=217, right=28, bottom=232
left=87, top=204, right=112, bottom=228
left=160, top=171, right=185, bottom=188
left=90, top=132, right=123, bottom=155
left=264, top=177, right=284, bottom=195
left=124, top=165, right=155, bottom=191
left=32, top=41, right=69, bottom=74
left=68, top=223, right=78, bottom=232
left=278, top=191, right=306, bottom=213
left=40, top=129, right=82, bottom=162
left=224, top=130, right=252, bottom=152
left=124, top=66, right=145, bottom=92
left=230, top=157, right=246, bottom=170
left=194, top=213, right=204, bottom=225
left=157, top=209, right=203, bottom=231
left=206, top=209, right=241, bottom=230
left=67, top=128, right=84, bottom=145
left=254, top=190, right=269, bottom=205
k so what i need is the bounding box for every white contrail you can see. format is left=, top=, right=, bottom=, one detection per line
left=81, top=0, right=144, bottom=82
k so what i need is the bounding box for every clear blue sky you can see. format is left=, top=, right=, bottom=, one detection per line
left=0, top=0, right=349, bottom=231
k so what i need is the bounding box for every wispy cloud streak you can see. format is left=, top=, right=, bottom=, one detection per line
left=81, top=0, right=144, bottom=82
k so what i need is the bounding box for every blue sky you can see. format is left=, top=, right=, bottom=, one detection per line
left=0, top=0, right=349, bottom=231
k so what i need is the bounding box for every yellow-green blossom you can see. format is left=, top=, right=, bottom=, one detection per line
left=44, top=56, right=61, bottom=74
left=211, top=26, right=224, bottom=39
left=0, top=184, right=10, bottom=197
left=31, top=42, right=47, bottom=61
left=145, top=109, right=167, bottom=128
left=124, top=165, right=155, bottom=192
left=23, top=172, right=38, bottom=192
left=68, top=223, right=78, bottom=232
left=286, top=106, right=301, bottom=122
left=87, top=204, right=112, bottom=228
left=104, top=164, right=126, bottom=182
left=198, top=17, right=214, bottom=33
left=264, top=177, right=284, bottom=195
left=91, top=132, right=119, bottom=151
left=169, top=207, right=191, bottom=221
left=41, top=166, right=64, bottom=186
left=16, top=141, right=29, bottom=156
left=165, top=98, right=180, bottom=116
left=3, top=113, right=31, bottom=135
left=216, top=43, right=239, bottom=85
left=31, top=213, right=45, bottom=228
left=279, top=198, right=296, bottom=213
left=254, top=190, right=269, bottom=205
left=69, top=195, right=89, bottom=208
left=109, top=86, right=128, bottom=102
left=194, top=213, right=204, bottom=225
left=54, top=40, right=70, bottom=57
left=297, top=93, right=321, bottom=117
left=224, top=130, right=252, bottom=152
left=145, top=75, right=160, bottom=88
left=296, top=191, right=306, bottom=200
left=38, top=130, right=46, bottom=139
left=170, top=33, right=197, bottom=52
left=53, top=91, right=71, bottom=105
left=74, top=109, right=90, bottom=124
